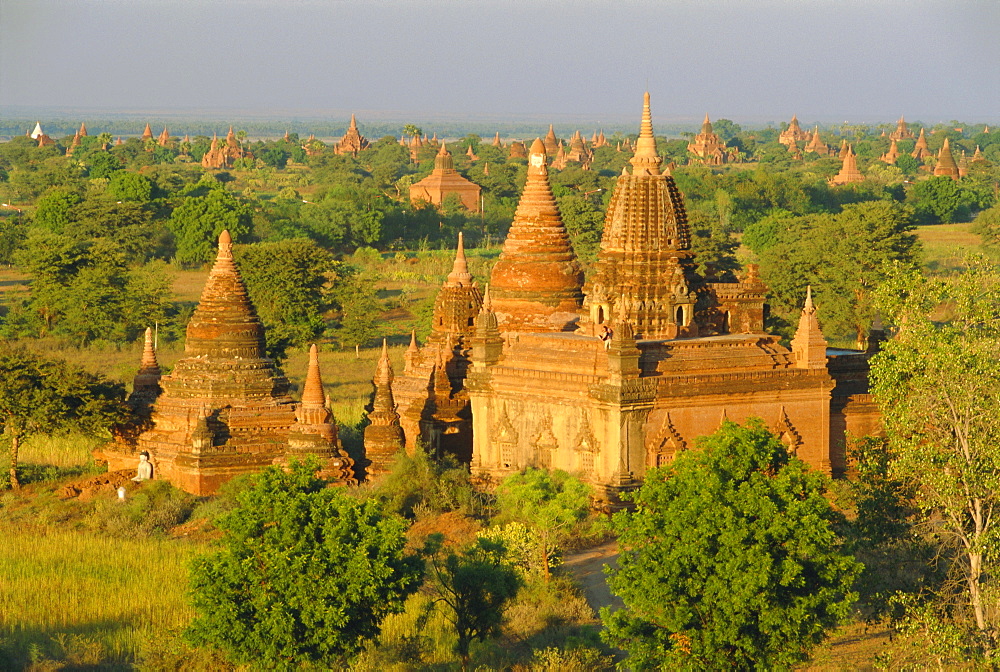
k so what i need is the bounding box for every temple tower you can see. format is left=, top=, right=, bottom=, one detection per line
left=880, top=138, right=900, bottom=164
left=409, top=142, right=482, bottom=211
left=933, top=137, right=960, bottom=180
left=687, top=114, right=726, bottom=165
left=791, top=287, right=828, bottom=368
left=912, top=128, right=932, bottom=160
left=779, top=115, right=810, bottom=146
left=364, top=339, right=406, bottom=477
left=489, top=138, right=584, bottom=332
left=890, top=116, right=915, bottom=141
left=104, top=231, right=351, bottom=494
left=830, top=145, right=864, bottom=185
left=582, top=92, right=700, bottom=339
left=805, top=127, right=829, bottom=156
left=335, top=114, right=370, bottom=156
left=141, top=123, right=153, bottom=141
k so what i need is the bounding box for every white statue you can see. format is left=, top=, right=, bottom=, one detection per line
left=132, top=451, right=153, bottom=482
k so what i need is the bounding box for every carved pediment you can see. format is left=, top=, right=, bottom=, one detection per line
left=775, top=406, right=802, bottom=454
left=648, top=411, right=685, bottom=468
left=574, top=413, right=599, bottom=453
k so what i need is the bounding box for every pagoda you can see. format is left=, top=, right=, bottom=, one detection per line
left=141, top=123, right=154, bottom=141
left=687, top=114, right=726, bottom=165
left=508, top=140, right=527, bottom=159
left=390, top=235, right=483, bottom=459
left=363, top=339, right=405, bottom=476
left=542, top=125, right=559, bottom=156
left=98, top=232, right=354, bottom=494
left=912, top=128, right=932, bottom=160
left=830, top=145, right=864, bottom=185
left=488, top=138, right=584, bottom=332
left=880, top=138, right=901, bottom=164
left=157, top=127, right=171, bottom=147
left=804, top=127, right=830, bottom=156
left=566, top=131, right=593, bottom=168
left=409, top=143, right=482, bottom=211
left=334, top=114, right=370, bottom=156
left=889, top=116, right=915, bottom=141
left=452, top=94, right=879, bottom=505
left=778, top=115, right=810, bottom=146
left=933, top=137, right=960, bottom=180
left=582, top=92, right=701, bottom=339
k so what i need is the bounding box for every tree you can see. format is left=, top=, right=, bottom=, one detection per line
left=602, top=420, right=860, bottom=670
left=187, top=460, right=423, bottom=668
left=871, top=260, right=1000, bottom=639
left=0, top=347, right=126, bottom=489
left=495, top=468, right=590, bottom=581
left=32, top=188, right=82, bottom=233
left=107, top=171, right=153, bottom=202
left=971, top=201, right=1000, bottom=248
left=909, top=175, right=970, bottom=224
left=168, top=186, right=252, bottom=266
left=426, top=538, right=522, bottom=671
left=234, top=239, right=336, bottom=360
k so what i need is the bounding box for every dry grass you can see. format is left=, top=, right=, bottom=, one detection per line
left=915, top=221, right=996, bottom=273
left=0, top=526, right=204, bottom=667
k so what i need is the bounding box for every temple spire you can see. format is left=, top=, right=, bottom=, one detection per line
left=446, top=232, right=473, bottom=287
left=140, top=326, right=160, bottom=373
left=363, top=338, right=405, bottom=476
left=791, top=286, right=828, bottom=369
left=934, top=136, right=960, bottom=180
left=375, top=338, right=393, bottom=386
left=630, top=92, right=662, bottom=175
left=301, top=344, right=327, bottom=408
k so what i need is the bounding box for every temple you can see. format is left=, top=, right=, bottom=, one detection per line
left=880, top=138, right=901, bottom=164
left=912, top=128, right=932, bottom=160
left=830, top=145, right=865, bottom=184
left=335, top=114, right=370, bottom=156
left=409, top=143, right=482, bottom=211
left=687, top=115, right=727, bottom=165
left=804, top=127, right=830, bottom=156
left=98, top=232, right=355, bottom=494
left=367, top=94, right=880, bottom=504
left=933, top=137, right=960, bottom=180
left=778, top=115, right=810, bottom=147
left=201, top=128, right=245, bottom=169
left=889, top=116, right=915, bottom=141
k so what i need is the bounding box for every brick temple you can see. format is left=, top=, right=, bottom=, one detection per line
left=367, top=94, right=879, bottom=505
left=100, top=231, right=354, bottom=494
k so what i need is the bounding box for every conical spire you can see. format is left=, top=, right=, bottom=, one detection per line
left=489, top=136, right=584, bottom=331
left=141, top=123, right=153, bottom=140
left=493, top=132, right=502, bottom=147
left=446, top=232, right=473, bottom=287
left=184, top=230, right=267, bottom=360
left=301, top=344, right=327, bottom=407
left=140, top=326, right=160, bottom=373
left=701, top=113, right=713, bottom=134
left=434, top=141, right=454, bottom=171
left=630, top=92, right=662, bottom=175
left=791, top=285, right=828, bottom=369
left=79, top=122, right=88, bottom=137
left=375, top=338, right=393, bottom=386
left=831, top=145, right=864, bottom=184
left=404, top=330, right=420, bottom=373
left=934, top=136, right=960, bottom=179
left=543, top=124, right=559, bottom=155
left=349, top=113, right=357, bottom=130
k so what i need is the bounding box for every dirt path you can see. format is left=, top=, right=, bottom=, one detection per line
left=562, top=539, right=622, bottom=614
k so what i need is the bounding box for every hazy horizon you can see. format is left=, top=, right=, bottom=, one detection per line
left=2, top=0, right=998, bottom=126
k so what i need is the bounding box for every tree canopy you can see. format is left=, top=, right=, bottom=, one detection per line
left=187, top=460, right=423, bottom=668
left=602, top=420, right=859, bottom=670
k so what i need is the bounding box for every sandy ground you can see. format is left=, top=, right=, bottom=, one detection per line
left=563, top=540, right=622, bottom=615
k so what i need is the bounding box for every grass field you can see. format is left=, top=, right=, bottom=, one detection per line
left=914, top=221, right=995, bottom=273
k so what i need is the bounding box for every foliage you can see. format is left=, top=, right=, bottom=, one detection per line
left=757, top=200, right=921, bottom=344
left=12, top=232, right=171, bottom=344
left=168, top=186, right=252, bottom=266
left=971, top=201, right=1000, bottom=248
left=426, top=537, right=522, bottom=670
left=871, top=260, right=1000, bottom=637
left=187, top=460, right=423, bottom=668
left=0, top=346, right=127, bottom=489
left=107, top=171, right=152, bottom=202
left=368, top=446, right=481, bottom=519
left=234, top=239, right=336, bottom=360
left=909, top=175, right=971, bottom=224
left=495, top=468, right=590, bottom=580
left=602, top=420, right=860, bottom=670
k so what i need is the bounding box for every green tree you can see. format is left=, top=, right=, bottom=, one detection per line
left=602, top=420, right=860, bottom=670
left=187, top=460, right=422, bottom=668
left=0, top=347, right=126, bottom=489
left=971, top=201, right=1000, bottom=248
left=426, top=538, right=522, bottom=671
left=909, top=175, right=970, bottom=224
left=235, top=239, right=336, bottom=360
left=107, top=171, right=153, bottom=202
left=86, top=151, right=123, bottom=179
left=495, top=468, right=590, bottom=581
left=168, top=186, right=252, bottom=266
left=32, top=188, right=82, bottom=233
left=871, top=260, right=1000, bottom=638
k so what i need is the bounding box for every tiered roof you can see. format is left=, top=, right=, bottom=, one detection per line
left=933, top=137, right=960, bottom=180
left=830, top=145, right=864, bottom=184
left=489, top=138, right=584, bottom=332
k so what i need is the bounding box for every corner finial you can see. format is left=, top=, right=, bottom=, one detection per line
left=217, top=230, right=233, bottom=260
left=804, top=285, right=814, bottom=311
left=446, top=232, right=473, bottom=287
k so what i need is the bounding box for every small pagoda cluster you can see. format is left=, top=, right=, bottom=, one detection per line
left=100, top=231, right=354, bottom=495
left=201, top=127, right=247, bottom=169
left=778, top=115, right=810, bottom=147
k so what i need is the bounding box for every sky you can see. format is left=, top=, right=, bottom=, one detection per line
left=1, top=0, right=998, bottom=125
